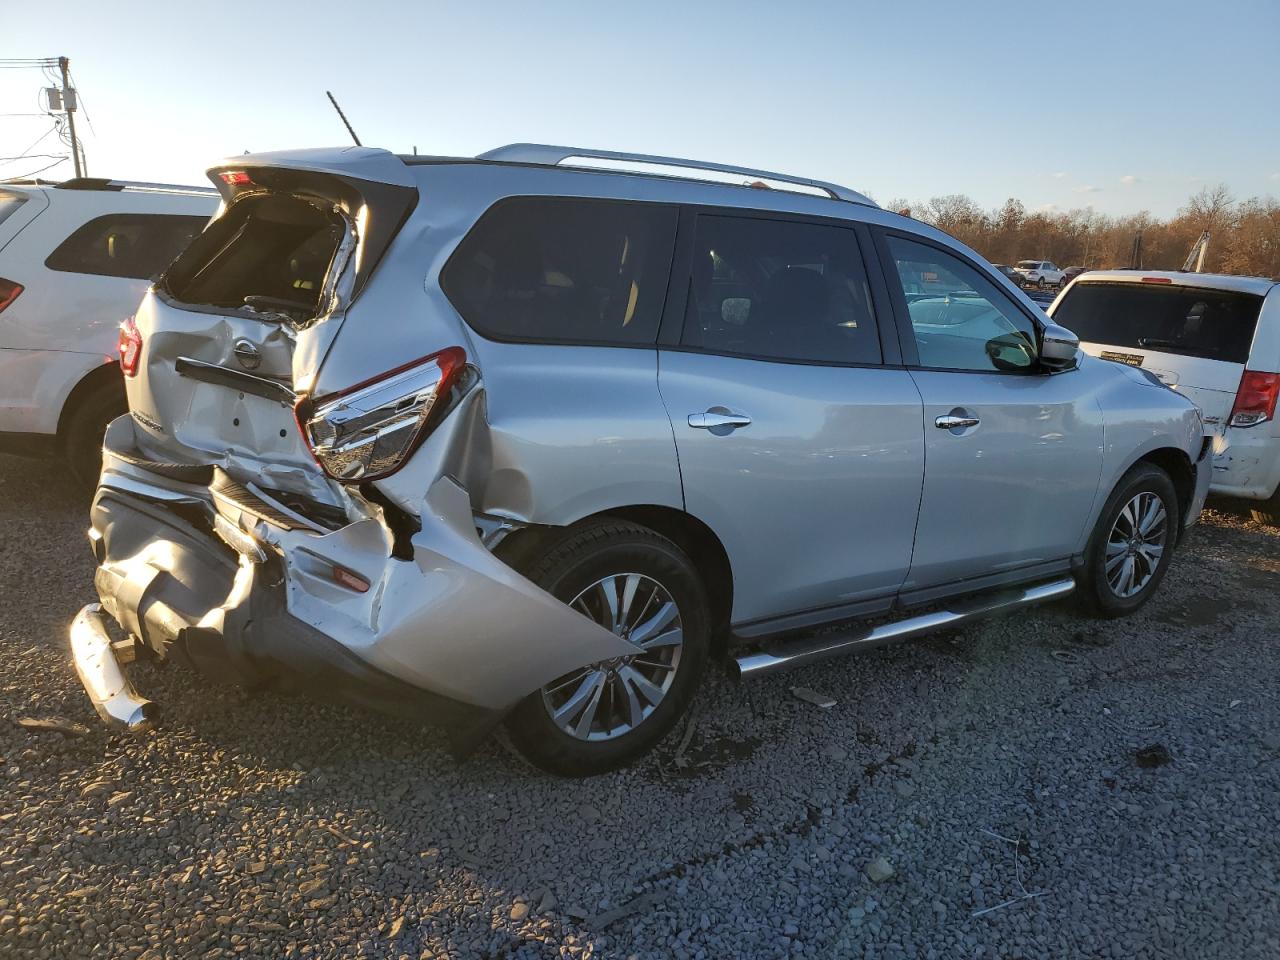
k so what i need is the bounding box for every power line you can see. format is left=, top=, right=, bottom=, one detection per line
left=4, top=156, right=66, bottom=180
left=0, top=124, right=59, bottom=166
left=67, top=67, right=95, bottom=135
left=0, top=153, right=64, bottom=162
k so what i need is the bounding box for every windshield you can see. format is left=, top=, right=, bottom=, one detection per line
left=1052, top=281, right=1264, bottom=363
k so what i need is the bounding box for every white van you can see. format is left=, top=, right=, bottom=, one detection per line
left=1050, top=271, right=1280, bottom=523
left=0, top=177, right=216, bottom=483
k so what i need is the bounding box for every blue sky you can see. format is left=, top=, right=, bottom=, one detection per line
left=4, top=0, right=1278, bottom=217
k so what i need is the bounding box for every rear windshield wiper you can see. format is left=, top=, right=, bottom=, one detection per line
left=244, top=295, right=315, bottom=321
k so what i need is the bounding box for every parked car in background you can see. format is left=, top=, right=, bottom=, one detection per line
left=1061, top=265, right=1088, bottom=285
left=1015, top=260, right=1066, bottom=290
left=1050, top=272, right=1279, bottom=524
left=71, top=144, right=1210, bottom=776
left=992, top=264, right=1024, bottom=287
left=0, top=177, right=216, bottom=484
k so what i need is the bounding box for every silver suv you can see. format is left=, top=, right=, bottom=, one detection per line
left=71, top=144, right=1211, bottom=775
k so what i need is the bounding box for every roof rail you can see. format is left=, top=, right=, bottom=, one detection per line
left=54, top=177, right=216, bottom=196
left=477, top=143, right=875, bottom=207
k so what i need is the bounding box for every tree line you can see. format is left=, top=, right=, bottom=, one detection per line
left=888, top=185, right=1280, bottom=279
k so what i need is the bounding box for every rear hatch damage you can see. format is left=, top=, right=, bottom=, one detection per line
left=75, top=149, right=646, bottom=749
left=125, top=154, right=419, bottom=504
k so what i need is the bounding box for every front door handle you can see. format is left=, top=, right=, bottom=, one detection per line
left=689, top=411, right=752, bottom=430
left=935, top=414, right=980, bottom=430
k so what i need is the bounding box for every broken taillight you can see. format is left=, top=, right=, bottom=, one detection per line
left=1230, top=370, right=1280, bottom=428
left=296, top=347, right=467, bottom=482
left=0, top=277, right=23, bottom=313
left=118, top=316, right=142, bottom=377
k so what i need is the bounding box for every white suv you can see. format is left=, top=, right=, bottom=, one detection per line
left=0, top=177, right=216, bottom=483
left=1051, top=271, right=1280, bottom=523
left=1016, top=260, right=1066, bottom=290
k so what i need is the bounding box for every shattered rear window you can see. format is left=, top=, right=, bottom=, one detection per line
left=162, top=194, right=347, bottom=322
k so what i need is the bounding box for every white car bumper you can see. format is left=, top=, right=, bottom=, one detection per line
left=1209, top=426, right=1280, bottom=501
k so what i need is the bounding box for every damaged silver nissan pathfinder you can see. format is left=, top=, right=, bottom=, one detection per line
left=71, top=144, right=1212, bottom=775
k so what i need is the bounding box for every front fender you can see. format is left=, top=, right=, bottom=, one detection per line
left=1076, top=358, right=1204, bottom=553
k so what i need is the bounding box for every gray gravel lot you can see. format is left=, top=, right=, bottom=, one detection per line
left=2, top=453, right=1279, bottom=960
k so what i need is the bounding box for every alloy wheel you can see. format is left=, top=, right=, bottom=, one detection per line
left=1105, top=491, right=1168, bottom=598
left=541, top=573, right=684, bottom=742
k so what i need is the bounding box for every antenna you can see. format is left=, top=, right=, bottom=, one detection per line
left=325, top=91, right=362, bottom=147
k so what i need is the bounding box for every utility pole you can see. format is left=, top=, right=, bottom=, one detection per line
left=57, top=57, right=83, bottom=178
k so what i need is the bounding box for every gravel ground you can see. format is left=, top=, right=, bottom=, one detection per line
left=2, top=453, right=1279, bottom=960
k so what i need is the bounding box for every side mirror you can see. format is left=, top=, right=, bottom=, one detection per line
left=1040, top=322, right=1080, bottom=371
left=985, top=332, right=1037, bottom=372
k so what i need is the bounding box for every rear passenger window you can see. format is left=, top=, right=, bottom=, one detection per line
left=45, top=213, right=209, bottom=280
left=682, top=215, right=881, bottom=365
left=442, top=197, right=678, bottom=345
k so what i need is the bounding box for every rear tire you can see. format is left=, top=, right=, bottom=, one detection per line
left=504, top=519, right=710, bottom=777
left=1037, top=277, right=1048, bottom=290
left=62, top=380, right=127, bottom=490
left=1076, top=463, right=1178, bottom=618
left=1250, top=488, right=1280, bottom=526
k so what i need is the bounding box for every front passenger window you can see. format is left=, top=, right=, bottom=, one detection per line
left=887, top=236, right=1039, bottom=373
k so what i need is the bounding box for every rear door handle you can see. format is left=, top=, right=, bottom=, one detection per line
left=689, top=411, right=752, bottom=430
left=935, top=414, right=980, bottom=430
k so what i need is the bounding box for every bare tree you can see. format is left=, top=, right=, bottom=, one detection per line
left=892, top=185, right=1277, bottom=279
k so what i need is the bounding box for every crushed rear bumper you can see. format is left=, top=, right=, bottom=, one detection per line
left=71, top=416, right=640, bottom=754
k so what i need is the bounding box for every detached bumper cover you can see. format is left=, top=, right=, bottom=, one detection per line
left=75, top=416, right=640, bottom=751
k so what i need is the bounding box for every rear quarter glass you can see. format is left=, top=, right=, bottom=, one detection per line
left=1053, top=282, right=1264, bottom=364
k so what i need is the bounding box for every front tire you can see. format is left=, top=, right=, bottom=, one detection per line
left=1077, top=463, right=1178, bottom=617
left=504, top=519, right=710, bottom=776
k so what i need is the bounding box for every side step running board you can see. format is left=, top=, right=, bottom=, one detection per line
left=732, top=578, right=1075, bottom=680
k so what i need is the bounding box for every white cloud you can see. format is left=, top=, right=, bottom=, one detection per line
left=1075, top=185, right=1103, bottom=194
left=1051, top=171, right=1067, bottom=179
left=1037, top=202, right=1058, bottom=212
left=1270, top=172, right=1280, bottom=182
left=1120, top=175, right=1140, bottom=186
